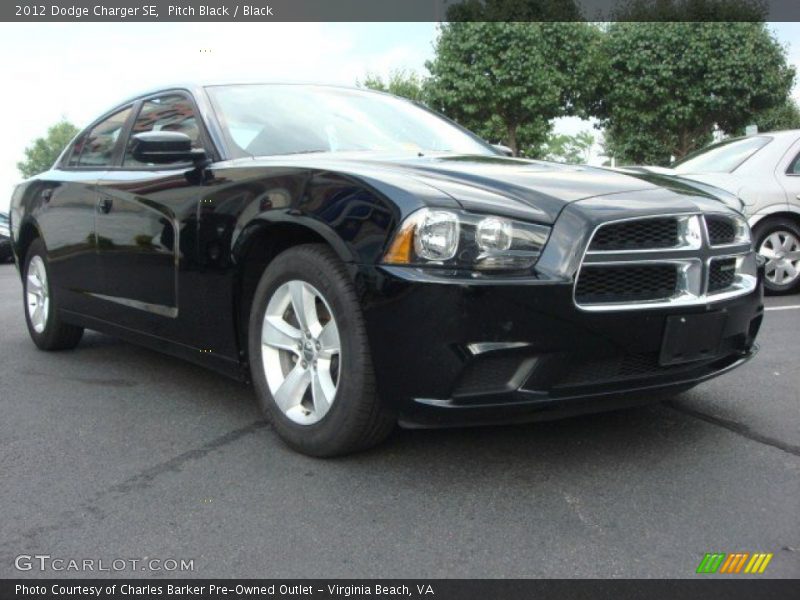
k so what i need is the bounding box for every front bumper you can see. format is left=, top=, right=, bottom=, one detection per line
left=357, top=264, right=763, bottom=428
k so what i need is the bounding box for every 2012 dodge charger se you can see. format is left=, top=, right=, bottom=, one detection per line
left=9, top=83, right=764, bottom=456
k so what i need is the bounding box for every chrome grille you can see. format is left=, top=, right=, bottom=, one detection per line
left=589, top=217, right=679, bottom=251
left=708, top=257, right=737, bottom=293
left=575, top=264, right=679, bottom=304
left=575, top=214, right=757, bottom=311
left=706, top=215, right=736, bottom=245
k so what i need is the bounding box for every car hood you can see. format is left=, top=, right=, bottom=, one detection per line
left=230, top=153, right=740, bottom=224
left=619, top=166, right=743, bottom=208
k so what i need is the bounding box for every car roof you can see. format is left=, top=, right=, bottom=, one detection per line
left=748, top=129, right=800, bottom=139
left=111, top=81, right=390, bottom=110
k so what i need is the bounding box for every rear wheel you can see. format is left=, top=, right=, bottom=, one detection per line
left=248, top=244, right=394, bottom=456
left=23, top=239, right=84, bottom=350
left=754, top=218, right=800, bottom=294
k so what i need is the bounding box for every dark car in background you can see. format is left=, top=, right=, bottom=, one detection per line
left=0, top=212, right=12, bottom=262
left=8, top=83, right=764, bottom=456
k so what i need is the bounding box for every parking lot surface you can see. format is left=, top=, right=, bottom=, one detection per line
left=0, top=262, right=798, bottom=578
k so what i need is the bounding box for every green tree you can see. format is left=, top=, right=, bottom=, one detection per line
left=540, top=131, right=595, bottom=164
left=612, top=0, right=767, bottom=21
left=17, top=120, right=79, bottom=178
left=357, top=69, right=427, bottom=103
left=597, top=19, right=795, bottom=165
left=445, top=0, right=583, bottom=21
left=747, top=98, right=800, bottom=133
left=425, top=21, right=602, bottom=156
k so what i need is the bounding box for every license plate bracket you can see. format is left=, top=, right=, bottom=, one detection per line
left=659, top=312, right=726, bottom=366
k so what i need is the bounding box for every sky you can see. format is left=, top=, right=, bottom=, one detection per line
left=1, top=21, right=799, bottom=212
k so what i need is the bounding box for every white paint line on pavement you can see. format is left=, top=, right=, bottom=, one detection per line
left=764, top=304, right=800, bottom=312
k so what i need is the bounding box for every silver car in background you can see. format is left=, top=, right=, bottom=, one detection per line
left=642, top=130, right=800, bottom=294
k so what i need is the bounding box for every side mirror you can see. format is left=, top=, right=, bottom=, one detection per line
left=491, top=144, right=514, bottom=157
left=130, top=131, right=207, bottom=166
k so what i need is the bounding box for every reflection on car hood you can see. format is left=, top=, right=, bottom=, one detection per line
left=231, top=153, right=741, bottom=223
left=615, top=165, right=743, bottom=212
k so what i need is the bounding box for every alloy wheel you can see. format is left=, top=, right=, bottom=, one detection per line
left=759, top=230, right=800, bottom=287
left=26, top=255, right=50, bottom=333
left=261, top=280, right=341, bottom=425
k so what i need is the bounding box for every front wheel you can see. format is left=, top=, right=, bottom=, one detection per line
left=23, top=239, right=84, bottom=350
left=248, top=244, right=394, bottom=457
left=753, top=218, right=800, bottom=295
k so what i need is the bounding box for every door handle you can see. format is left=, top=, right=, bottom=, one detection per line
left=41, top=189, right=52, bottom=203
left=97, top=197, right=112, bottom=214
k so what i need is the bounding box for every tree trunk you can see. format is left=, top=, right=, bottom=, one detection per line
left=674, top=129, right=692, bottom=160
left=506, top=123, right=519, bottom=156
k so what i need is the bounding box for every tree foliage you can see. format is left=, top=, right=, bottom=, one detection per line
left=425, top=21, right=602, bottom=156
left=445, top=0, right=583, bottom=21
left=597, top=21, right=795, bottom=165
left=748, top=98, right=800, bottom=133
left=17, top=120, right=79, bottom=179
left=540, top=131, right=595, bottom=164
left=357, top=69, right=428, bottom=103
left=612, top=0, right=767, bottom=21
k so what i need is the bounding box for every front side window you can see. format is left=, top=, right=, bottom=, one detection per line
left=673, top=136, right=771, bottom=174
left=75, top=107, right=132, bottom=167
left=206, top=84, right=494, bottom=158
left=123, top=94, right=202, bottom=166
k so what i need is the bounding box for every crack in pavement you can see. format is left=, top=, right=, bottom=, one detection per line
left=664, top=401, right=800, bottom=457
left=0, top=420, right=268, bottom=569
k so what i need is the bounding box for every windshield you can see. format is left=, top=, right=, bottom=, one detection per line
left=206, top=84, right=495, bottom=158
left=673, top=136, right=771, bottom=173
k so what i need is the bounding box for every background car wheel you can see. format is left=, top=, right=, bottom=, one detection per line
left=753, top=218, right=800, bottom=295
left=248, top=243, right=394, bottom=457
left=23, top=239, right=84, bottom=350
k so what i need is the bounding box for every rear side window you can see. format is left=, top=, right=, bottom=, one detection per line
left=789, top=152, right=800, bottom=175
left=123, top=95, right=202, bottom=166
left=74, top=107, right=132, bottom=167
left=673, top=136, right=771, bottom=174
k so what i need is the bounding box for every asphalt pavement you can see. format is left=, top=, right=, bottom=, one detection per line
left=0, top=262, right=798, bottom=579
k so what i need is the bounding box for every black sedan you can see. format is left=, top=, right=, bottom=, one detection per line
left=0, top=212, right=12, bottom=262
left=8, top=83, right=763, bottom=456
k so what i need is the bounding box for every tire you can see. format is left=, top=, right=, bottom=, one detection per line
left=753, top=217, right=800, bottom=295
left=248, top=244, right=394, bottom=457
left=23, top=239, right=84, bottom=350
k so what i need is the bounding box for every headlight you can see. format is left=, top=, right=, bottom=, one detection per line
left=414, top=210, right=460, bottom=261
left=384, top=208, right=550, bottom=272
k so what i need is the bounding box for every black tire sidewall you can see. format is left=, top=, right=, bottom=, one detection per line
left=754, top=218, right=800, bottom=294
left=248, top=245, right=377, bottom=456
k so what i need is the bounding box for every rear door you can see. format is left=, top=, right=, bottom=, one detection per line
left=38, top=106, right=133, bottom=314
left=777, top=136, right=800, bottom=207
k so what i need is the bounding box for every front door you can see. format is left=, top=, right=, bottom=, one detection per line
left=93, top=93, right=207, bottom=335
